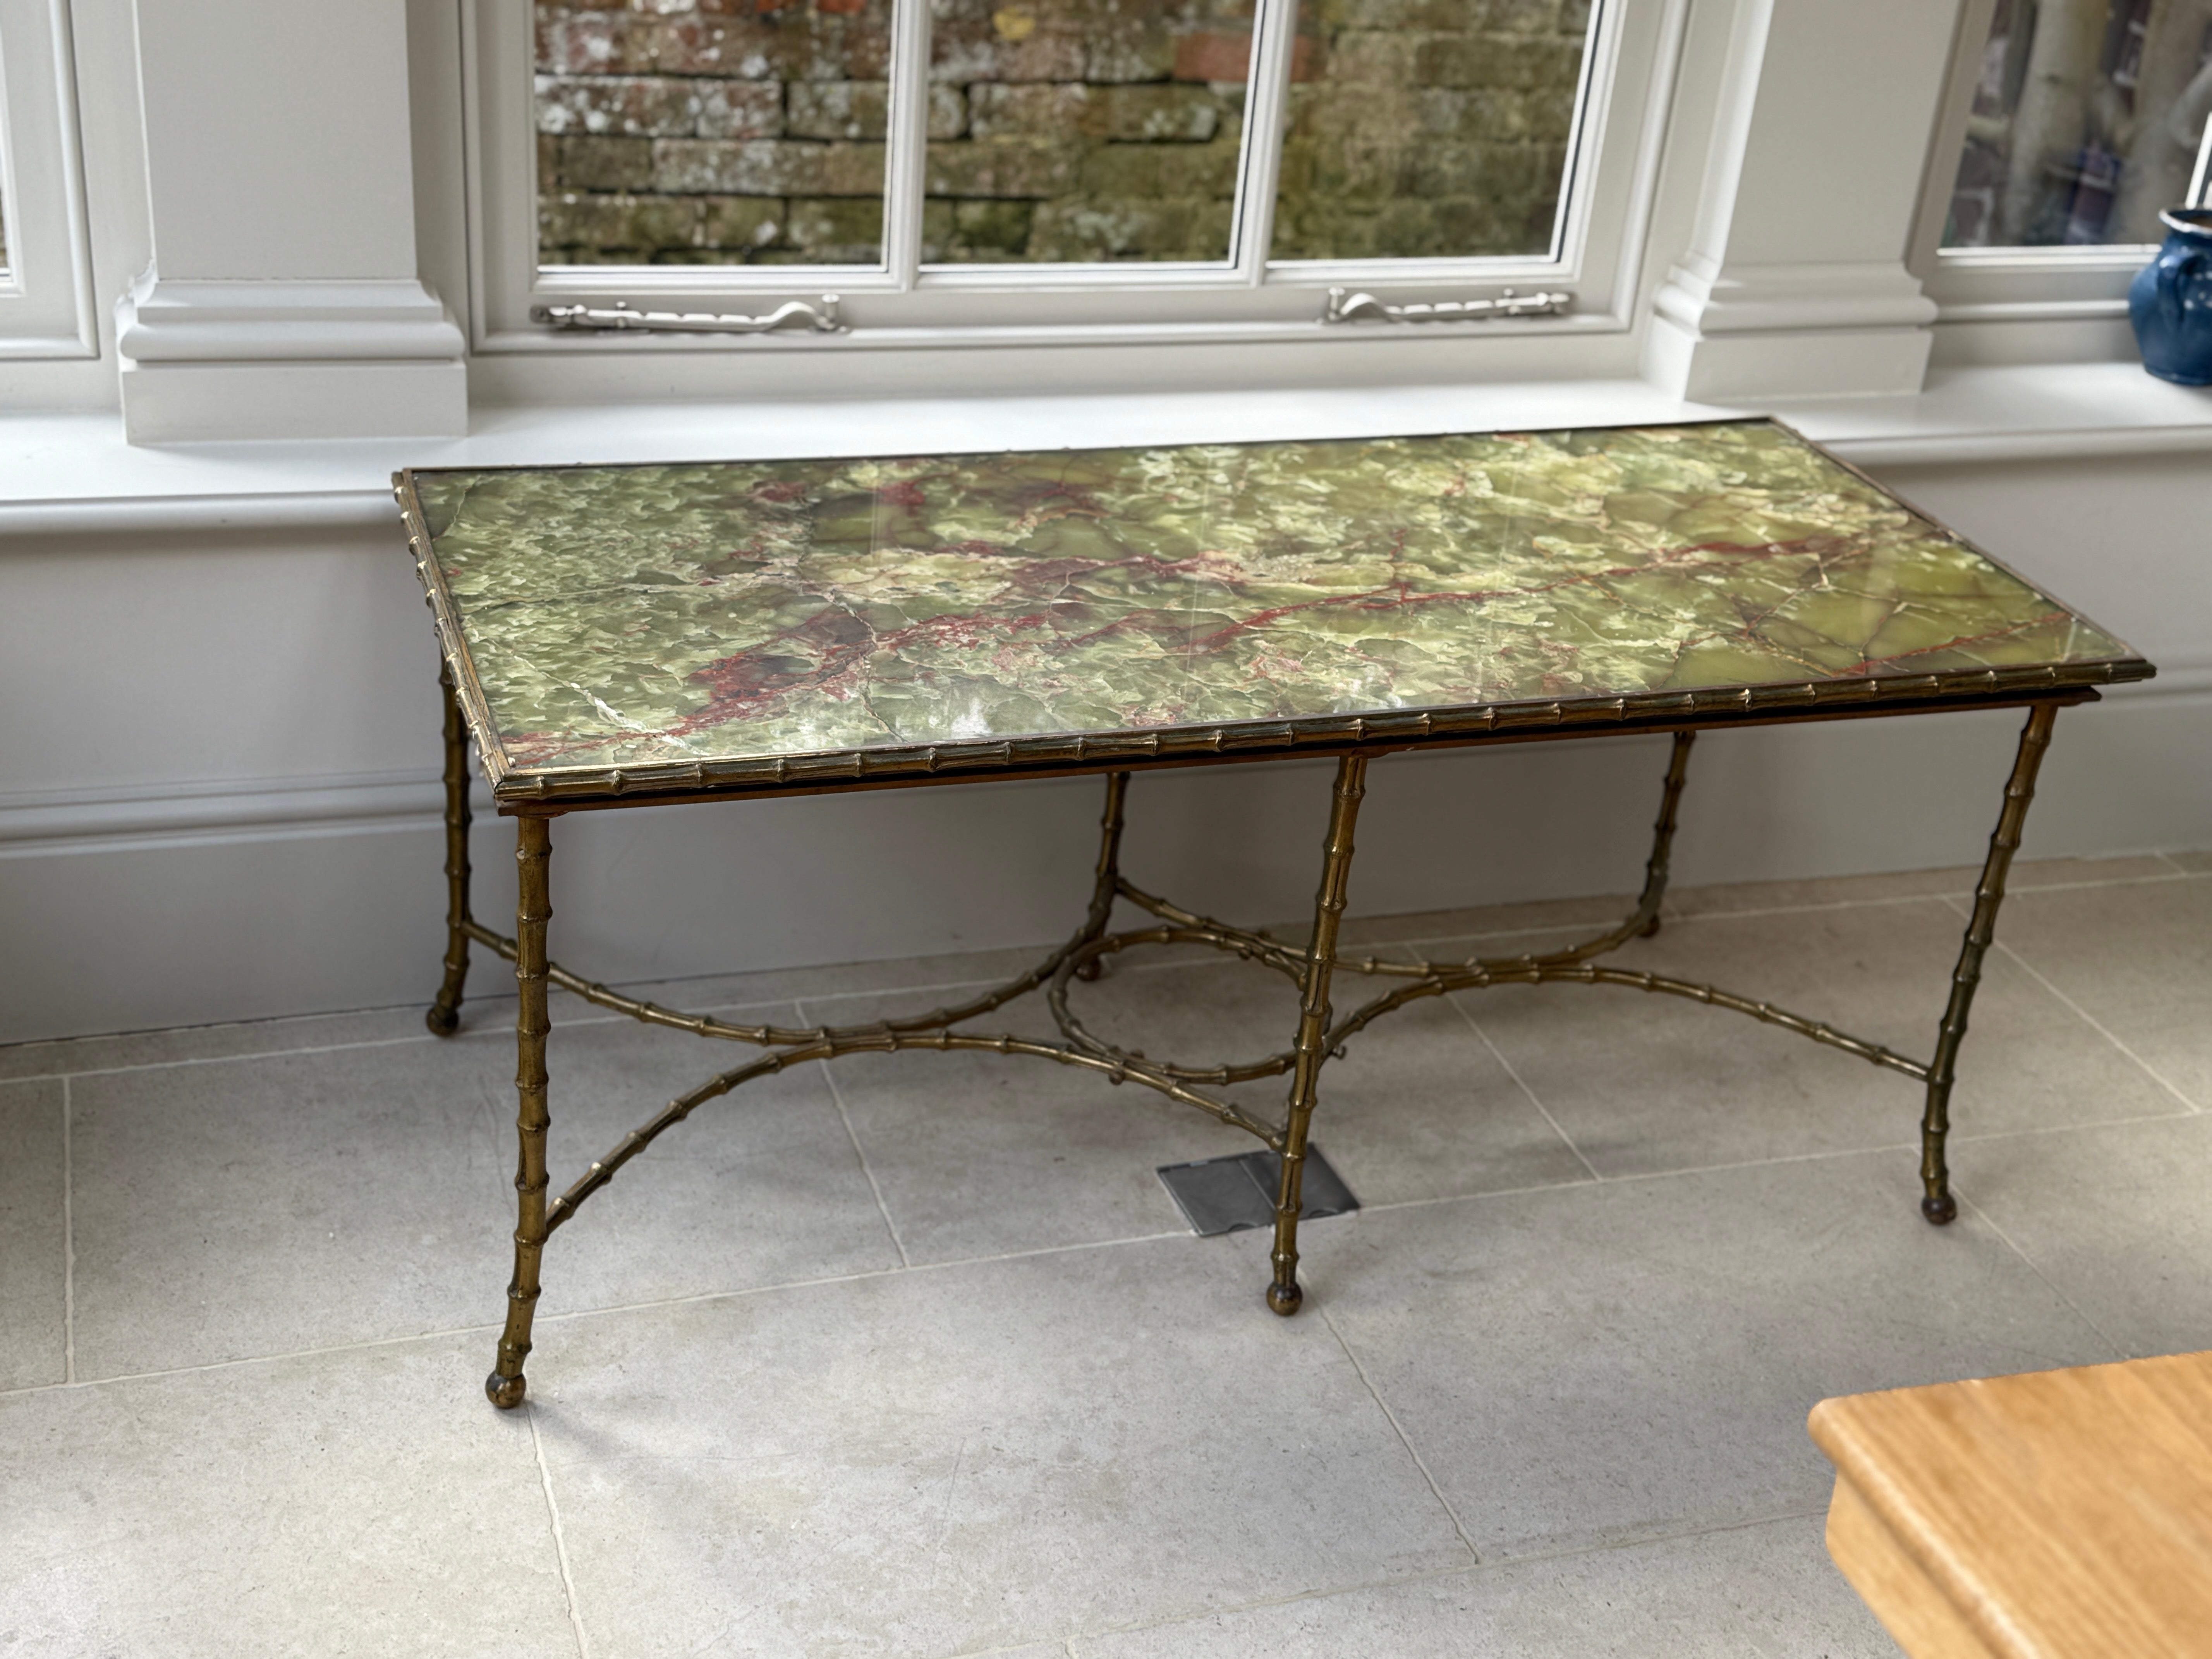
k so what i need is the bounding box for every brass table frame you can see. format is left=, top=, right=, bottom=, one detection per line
left=424, top=669, right=2081, bottom=1410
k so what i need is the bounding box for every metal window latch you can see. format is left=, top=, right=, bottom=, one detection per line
left=531, top=296, right=847, bottom=335
left=1322, top=286, right=1570, bottom=325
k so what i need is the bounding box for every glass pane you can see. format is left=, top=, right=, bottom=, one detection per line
left=1943, top=0, right=2212, bottom=248
left=922, top=0, right=1254, bottom=263
left=1269, top=0, right=1594, bottom=262
left=535, top=0, right=891, bottom=266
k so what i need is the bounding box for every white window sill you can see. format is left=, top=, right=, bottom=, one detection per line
left=2, top=361, right=2208, bottom=536
left=1772, top=361, right=2212, bottom=466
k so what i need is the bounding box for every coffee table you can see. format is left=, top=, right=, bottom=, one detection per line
left=395, top=419, right=2152, bottom=1409
left=1811, top=1352, right=2212, bottom=1655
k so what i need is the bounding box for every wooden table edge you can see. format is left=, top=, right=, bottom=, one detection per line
left=1821, top=1467, right=2009, bottom=1659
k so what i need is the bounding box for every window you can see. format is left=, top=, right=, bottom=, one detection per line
left=467, top=0, right=1679, bottom=349
left=1942, top=0, right=2212, bottom=249
left=1917, top=0, right=2212, bottom=358
left=0, top=0, right=95, bottom=357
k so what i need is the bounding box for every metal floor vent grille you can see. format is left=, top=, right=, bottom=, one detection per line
left=1156, top=1147, right=1359, bottom=1238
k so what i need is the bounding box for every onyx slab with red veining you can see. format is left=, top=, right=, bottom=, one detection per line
left=402, top=420, right=2143, bottom=785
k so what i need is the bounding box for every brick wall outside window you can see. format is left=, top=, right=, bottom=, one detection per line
left=534, top=0, right=1590, bottom=266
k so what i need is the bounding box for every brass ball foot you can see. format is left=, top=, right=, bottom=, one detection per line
left=426, top=1003, right=460, bottom=1037
left=1921, top=1193, right=1958, bottom=1226
left=1266, top=1281, right=1303, bottom=1317
left=486, top=1370, right=527, bottom=1409
left=1638, top=915, right=1663, bottom=938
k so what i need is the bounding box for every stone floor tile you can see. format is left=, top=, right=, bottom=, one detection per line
left=1980, top=877, right=2212, bottom=1108
left=1962, top=1114, right=2212, bottom=1361
left=2166, top=847, right=2212, bottom=874
left=1270, top=1151, right=2113, bottom=1563
left=0, top=968, right=641, bottom=1084
left=1340, top=891, right=1646, bottom=953
left=795, top=973, right=1260, bottom=1267
left=1456, top=899, right=2171, bottom=1177
left=510, top=1005, right=903, bottom=1313
left=0, top=1005, right=438, bottom=1084
left=0, top=1335, right=577, bottom=1656
left=606, top=892, right=1650, bottom=1029
left=67, top=1002, right=903, bottom=1381
left=67, top=1042, right=512, bottom=1379
left=1072, top=1515, right=1898, bottom=1657
left=1306, top=993, right=1595, bottom=1209
left=1666, top=855, right=2188, bottom=922
left=529, top=1238, right=1471, bottom=1659
left=2004, top=854, right=2195, bottom=891
left=819, top=952, right=1586, bottom=1264
left=1667, top=866, right=1977, bottom=917
left=0, top=1079, right=65, bottom=1390
left=613, top=942, right=1061, bottom=1026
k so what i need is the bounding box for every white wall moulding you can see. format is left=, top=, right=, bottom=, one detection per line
left=0, top=489, right=398, bottom=541
left=0, top=771, right=458, bottom=857
left=1922, top=249, right=2145, bottom=369
left=115, top=278, right=466, bottom=361
left=0, top=0, right=98, bottom=358
left=1647, top=257, right=1941, bottom=402
left=1654, top=259, right=1942, bottom=336
left=114, top=276, right=467, bottom=442
left=123, top=0, right=465, bottom=441
left=1927, top=250, right=2147, bottom=322
left=1640, top=0, right=1958, bottom=402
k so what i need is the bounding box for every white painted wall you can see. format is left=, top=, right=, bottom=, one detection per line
left=3, top=447, right=2202, bottom=1045
left=132, top=0, right=417, bottom=282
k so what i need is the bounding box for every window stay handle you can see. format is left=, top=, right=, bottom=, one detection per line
left=1322, top=287, right=1570, bottom=325
left=532, top=297, right=847, bottom=335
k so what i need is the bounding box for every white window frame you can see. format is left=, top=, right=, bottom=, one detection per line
left=464, top=0, right=1688, bottom=356
left=1911, top=0, right=2176, bottom=363
left=0, top=0, right=94, bottom=357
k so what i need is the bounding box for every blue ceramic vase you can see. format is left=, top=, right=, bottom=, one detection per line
left=2129, top=208, right=2212, bottom=385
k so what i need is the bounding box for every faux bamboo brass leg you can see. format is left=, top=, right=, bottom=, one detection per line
left=488, top=814, right=554, bottom=1409
left=427, top=664, right=474, bottom=1036
left=1637, top=732, right=1696, bottom=937
left=1919, top=703, right=2059, bottom=1226
left=1075, top=772, right=1130, bottom=981
left=1267, top=754, right=1369, bottom=1316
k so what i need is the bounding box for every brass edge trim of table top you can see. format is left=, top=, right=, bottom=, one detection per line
left=395, top=469, right=515, bottom=793
left=481, top=660, right=2145, bottom=811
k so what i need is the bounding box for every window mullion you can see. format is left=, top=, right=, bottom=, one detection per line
left=1231, top=0, right=1299, bottom=287
left=881, top=0, right=934, bottom=291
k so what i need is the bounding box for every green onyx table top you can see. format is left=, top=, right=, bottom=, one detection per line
left=399, top=419, right=2150, bottom=804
